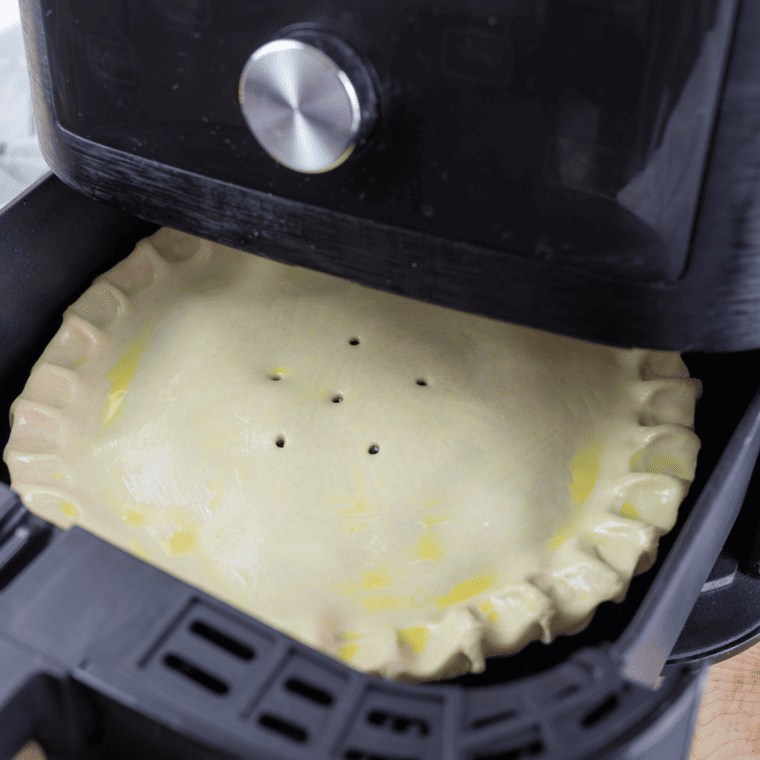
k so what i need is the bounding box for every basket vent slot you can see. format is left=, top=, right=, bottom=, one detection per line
left=0, top=522, right=52, bottom=591
left=285, top=677, right=333, bottom=705
left=0, top=488, right=52, bottom=592
left=471, top=710, right=520, bottom=729
left=472, top=741, right=544, bottom=760
left=344, top=751, right=420, bottom=760
left=189, top=620, right=255, bottom=660
left=247, top=652, right=348, bottom=747
left=366, top=709, right=430, bottom=737
left=338, top=687, right=443, bottom=759
left=581, top=694, right=620, bottom=727
left=142, top=600, right=274, bottom=703
left=470, top=724, right=544, bottom=760
left=259, top=713, right=308, bottom=743
left=551, top=683, right=581, bottom=702
left=163, top=653, right=229, bottom=694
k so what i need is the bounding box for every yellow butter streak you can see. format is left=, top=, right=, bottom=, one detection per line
left=336, top=567, right=394, bottom=599
left=122, top=509, right=147, bottom=528
left=435, top=572, right=497, bottom=609
left=340, top=501, right=371, bottom=515
left=342, top=521, right=368, bottom=536
left=161, top=527, right=198, bottom=556
left=357, top=569, right=391, bottom=589
left=547, top=437, right=603, bottom=550
left=478, top=601, right=500, bottom=624
left=414, top=530, right=444, bottom=562
left=422, top=513, right=448, bottom=528
left=620, top=502, right=639, bottom=520
left=315, top=386, right=333, bottom=400
left=569, top=438, right=603, bottom=505
left=102, top=321, right=154, bottom=427
left=339, top=643, right=359, bottom=660
left=397, top=625, right=429, bottom=655
left=128, top=538, right=150, bottom=560
left=357, top=595, right=407, bottom=613
left=336, top=467, right=375, bottom=516
left=60, top=500, right=78, bottom=518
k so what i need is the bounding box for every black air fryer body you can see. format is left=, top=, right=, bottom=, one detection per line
left=19, top=0, right=760, bottom=350
left=3, top=0, right=760, bottom=758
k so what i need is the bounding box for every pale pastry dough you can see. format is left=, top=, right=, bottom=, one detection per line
left=3, top=228, right=701, bottom=682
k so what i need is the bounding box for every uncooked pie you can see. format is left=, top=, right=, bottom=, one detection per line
left=3, top=228, right=701, bottom=681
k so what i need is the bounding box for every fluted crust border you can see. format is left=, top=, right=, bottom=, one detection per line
left=3, top=228, right=702, bottom=682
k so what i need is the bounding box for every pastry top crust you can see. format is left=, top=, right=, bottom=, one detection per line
left=4, top=228, right=701, bottom=681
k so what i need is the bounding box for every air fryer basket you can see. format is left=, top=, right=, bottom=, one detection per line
left=3, top=174, right=760, bottom=760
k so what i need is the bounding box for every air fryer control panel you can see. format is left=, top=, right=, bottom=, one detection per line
left=41, top=0, right=734, bottom=282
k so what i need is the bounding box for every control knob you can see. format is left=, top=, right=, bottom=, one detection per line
left=239, top=30, right=378, bottom=173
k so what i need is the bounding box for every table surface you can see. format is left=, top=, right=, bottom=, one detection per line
left=690, top=642, right=760, bottom=758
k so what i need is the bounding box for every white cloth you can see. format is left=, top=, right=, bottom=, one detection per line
left=0, top=18, right=49, bottom=210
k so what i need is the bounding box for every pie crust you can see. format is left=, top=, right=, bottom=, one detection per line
left=3, top=228, right=701, bottom=681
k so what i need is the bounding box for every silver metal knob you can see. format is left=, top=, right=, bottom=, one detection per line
left=239, top=34, right=377, bottom=174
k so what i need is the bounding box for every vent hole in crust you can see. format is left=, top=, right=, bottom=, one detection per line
left=163, top=654, right=229, bottom=694
left=270, top=374, right=282, bottom=381
left=581, top=694, right=620, bottom=727
left=284, top=677, right=333, bottom=705
left=189, top=621, right=255, bottom=661
left=416, top=379, right=428, bottom=386
left=276, top=437, right=286, bottom=448
left=332, top=394, right=344, bottom=403
left=259, top=713, right=308, bottom=743
left=349, top=338, right=360, bottom=346
left=368, top=444, right=380, bottom=455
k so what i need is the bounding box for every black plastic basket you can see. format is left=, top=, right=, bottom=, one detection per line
left=3, top=175, right=760, bottom=760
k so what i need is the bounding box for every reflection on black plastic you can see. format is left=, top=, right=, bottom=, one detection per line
left=38, top=0, right=737, bottom=281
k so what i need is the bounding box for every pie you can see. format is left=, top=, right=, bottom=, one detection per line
left=3, top=228, right=701, bottom=681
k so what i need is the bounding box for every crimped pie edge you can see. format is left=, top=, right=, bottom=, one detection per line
left=3, top=228, right=702, bottom=682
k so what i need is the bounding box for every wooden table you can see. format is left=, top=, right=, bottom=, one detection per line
left=690, top=642, right=760, bottom=758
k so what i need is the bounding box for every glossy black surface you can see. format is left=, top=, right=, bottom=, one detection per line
left=35, top=0, right=735, bottom=282
left=0, top=174, right=739, bottom=760
left=24, top=0, right=760, bottom=350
